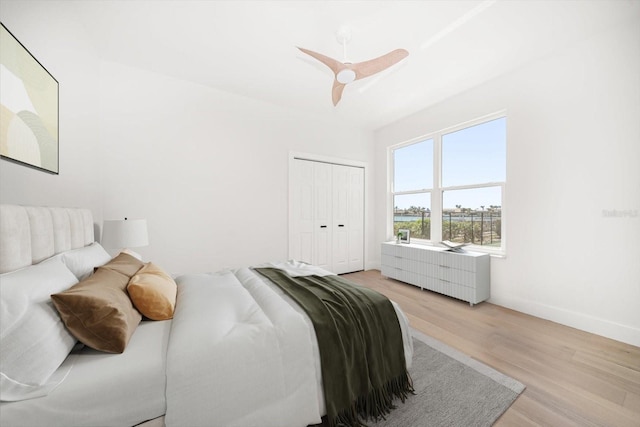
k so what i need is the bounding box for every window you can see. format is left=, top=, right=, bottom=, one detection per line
left=392, top=139, right=432, bottom=240
left=391, top=114, right=506, bottom=253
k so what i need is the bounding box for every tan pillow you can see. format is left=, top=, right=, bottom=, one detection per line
left=127, top=262, right=177, bottom=321
left=99, top=252, right=144, bottom=277
left=51, top=267, right=142, bottom=353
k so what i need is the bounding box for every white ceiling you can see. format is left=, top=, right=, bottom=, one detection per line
left=70, top=0, right=639, bottom=131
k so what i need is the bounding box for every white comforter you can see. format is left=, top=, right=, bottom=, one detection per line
left=164, top=262, right=413, bottom=427
left=0, top=262, right=413, bottom=427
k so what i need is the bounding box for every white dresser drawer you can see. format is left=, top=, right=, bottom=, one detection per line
left=380, top=264, right=401, bottom=280
left=438, top=280, right=474, bottom=302
left=381, top=254, right=411, bottom=271
left=436, top=252, right=477, bottom=272
left=437, top=265, right=476, bottom=287
left=415, top=248, right=441, bottom=265
left=381, top=243, right=399, bottom=257
left=381, top=254, right=395, bottom=268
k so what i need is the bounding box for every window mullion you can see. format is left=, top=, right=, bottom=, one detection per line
left=393, top=189, right=431, bottom=196
left=388, top=146, right=395, bottom=240
left=431, top=134, right=442, bottom=243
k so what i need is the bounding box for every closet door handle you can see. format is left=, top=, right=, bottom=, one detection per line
left=338, top=224, right=345, bottom=227
left=320, top=225, right=327, bottom=228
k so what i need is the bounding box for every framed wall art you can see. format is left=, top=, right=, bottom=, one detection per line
left=1, top=22, right=59, bottom=174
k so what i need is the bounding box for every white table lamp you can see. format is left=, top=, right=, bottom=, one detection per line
left=102, top=218, right=149, bottom=250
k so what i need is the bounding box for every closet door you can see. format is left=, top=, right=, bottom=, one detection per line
left=333, top=164, right=365, bottom=273
left=290, top=158, right=364, bottom=274
left=290, top=159, right=314, bottom=265
left=313, top=162, right=333, bottom=271
left=347, top=166, right=364, bottom=272
left=331, top=165, right=350, bottom=274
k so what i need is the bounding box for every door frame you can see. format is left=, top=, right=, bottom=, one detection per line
left=288, top=151, right=368, bottom=271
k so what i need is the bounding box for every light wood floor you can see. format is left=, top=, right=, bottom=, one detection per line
left=341, top=270, right=640, bottom=427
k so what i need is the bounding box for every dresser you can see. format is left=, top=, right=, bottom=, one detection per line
left=381, top=242, right=490, bottom=305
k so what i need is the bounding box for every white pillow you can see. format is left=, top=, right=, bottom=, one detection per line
left=0, top=259, right=79, bottom=401
left=61, top=242, right=111, bottom=280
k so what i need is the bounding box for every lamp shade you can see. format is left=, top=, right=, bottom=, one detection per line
left=101, top=219, right=149, bottom=249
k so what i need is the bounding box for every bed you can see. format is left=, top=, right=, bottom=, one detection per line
left=0, top=204, right=413, bottom=427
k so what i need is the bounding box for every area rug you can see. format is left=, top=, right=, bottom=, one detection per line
left=367, top=329, right=525, bottom=427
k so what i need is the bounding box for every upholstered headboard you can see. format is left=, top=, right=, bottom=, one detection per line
left=0, top=205, right=94, bottom=274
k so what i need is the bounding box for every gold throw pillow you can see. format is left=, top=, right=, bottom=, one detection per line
left=51, top=267, right=142, bottom=353
left=127, top=262, right=177, bottom=321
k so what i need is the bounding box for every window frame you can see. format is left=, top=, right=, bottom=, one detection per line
left=389, top=111, right=507, bottom=256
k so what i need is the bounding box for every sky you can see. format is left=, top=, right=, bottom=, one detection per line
left=394, top=117, right=505, bottom=211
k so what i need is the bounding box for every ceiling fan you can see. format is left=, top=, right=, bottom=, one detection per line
left=298, top=27, right=409, bottom=106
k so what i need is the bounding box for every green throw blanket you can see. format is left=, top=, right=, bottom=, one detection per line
left=254, top=268, right=413, bottom=427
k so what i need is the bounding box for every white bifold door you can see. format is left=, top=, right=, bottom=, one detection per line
left=290, top=159, right=364, bottom=274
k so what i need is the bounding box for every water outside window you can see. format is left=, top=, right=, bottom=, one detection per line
left=393, top=193, right=431, bottom=240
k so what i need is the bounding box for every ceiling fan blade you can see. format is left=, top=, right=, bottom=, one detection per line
left=332, top=80, right=345, bottom=106
left=299, top=44, right=407, bottom=106
left=352, top=49, right=409, bottom=80
left=297, top=47, right=344, bottom=75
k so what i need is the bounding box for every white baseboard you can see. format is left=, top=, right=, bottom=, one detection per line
left=489, top=295, right=640, bottom=347
left=366, top=263, right=639, bottom=347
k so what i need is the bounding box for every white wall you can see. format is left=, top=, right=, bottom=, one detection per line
left=374, top=20, right=640, bottom=346
left=1, top=2, right=376, bottom=275
left=99, top=61, right=374, bottom=274
left=0, top=2, right=103, bottom=223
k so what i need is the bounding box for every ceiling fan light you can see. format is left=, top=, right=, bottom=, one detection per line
left=337, top=69, right=356, bottom=84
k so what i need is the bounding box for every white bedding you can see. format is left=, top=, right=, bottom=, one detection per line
left=0, top=261, right=413, bottom=427
left=0, top=320, right=171, bottom=427
left=165, top=268, right=323, bottom=427
left=165, top=262, right=413, bottom=427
